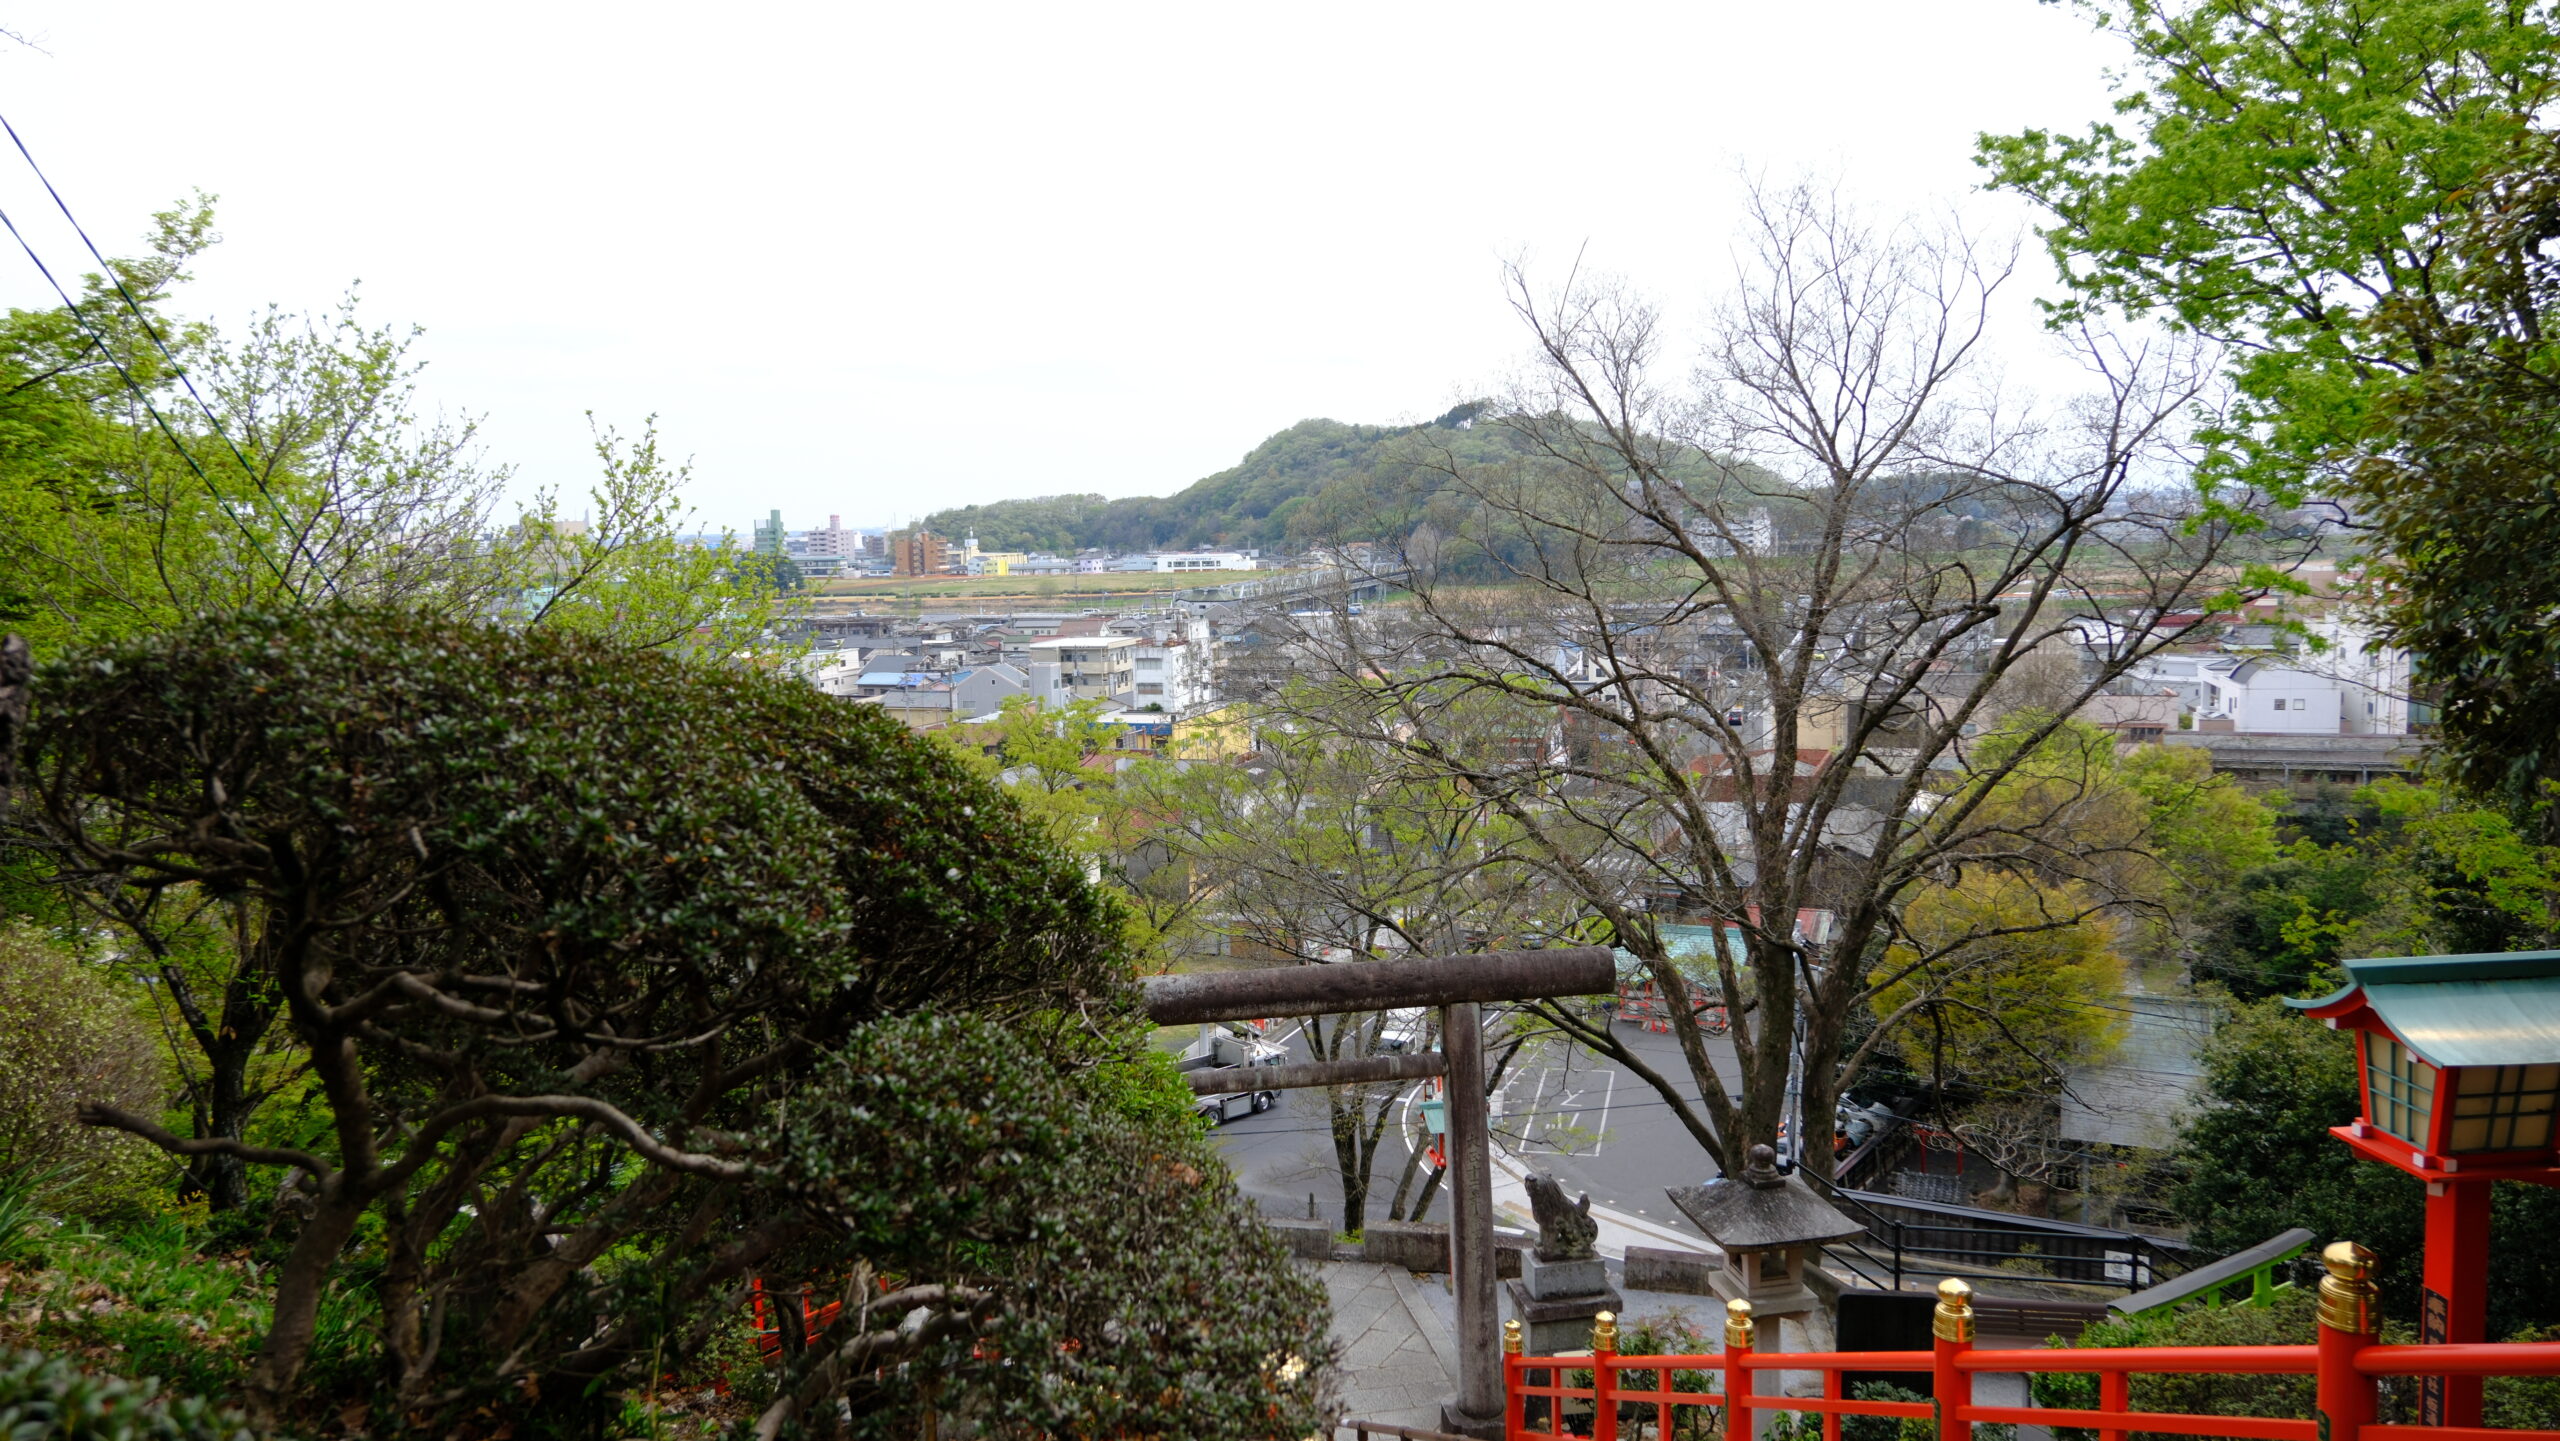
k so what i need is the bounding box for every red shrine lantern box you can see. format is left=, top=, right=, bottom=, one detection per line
left=2288, top=949, right=2560, bottom=1428
left=2290, top=950, right=2560, bottom=1182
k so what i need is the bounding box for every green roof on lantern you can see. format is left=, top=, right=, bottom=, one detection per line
left=2289, top=951, right=2560, bottom=1069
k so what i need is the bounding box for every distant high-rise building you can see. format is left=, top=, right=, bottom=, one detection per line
left=892, top=529, right=950, bottom=577
left=752, top=509, right=786, bottom=557
left=797, top=514, right=862, bottom=559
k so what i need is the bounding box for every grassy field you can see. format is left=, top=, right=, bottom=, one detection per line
left=805, top=568, right=1267, bottom=611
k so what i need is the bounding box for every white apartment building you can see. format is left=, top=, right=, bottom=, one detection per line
left=1132, top=614, right=1216, bottom=713
left=788, top=514, right=875, bottom=579
left=1110, top=551, right=1255, bottom=573
left=2173, top=619, right=2415, bottom=735
left=1025, top=635, right=1140, bottom=706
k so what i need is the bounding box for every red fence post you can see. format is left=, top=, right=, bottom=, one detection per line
left=2315, top=1241, right=2380, bottom=1441
left=1725, top=1297, right=1756, bottom=1440
left=1503, top=1318, right=1527, bottom=1437
left=2097, top=1368, right=2128, bottom=1441
left=1932, top=1278, right=1974, bottom=1441
left=1593, top=1310, right=1619, bottom=1441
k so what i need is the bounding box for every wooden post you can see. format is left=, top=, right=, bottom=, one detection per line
left=2316, top=1241, right=2379, bottom=1441
left=1184, top=1051, right=1446, bottom=1095
left=1440, top=999, right=1504, bottom=1437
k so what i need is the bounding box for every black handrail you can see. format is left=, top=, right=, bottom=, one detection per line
left=1803, top=1169, right=2188, bottom=1292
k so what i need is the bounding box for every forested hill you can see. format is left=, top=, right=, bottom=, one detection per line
left=920, top=406, right=1520, bottom=554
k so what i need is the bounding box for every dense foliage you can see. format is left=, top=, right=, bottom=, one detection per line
left=1980, top=0, right=2560, bottom=826
left=2348, top=140, right=2560, bottom=819
left=920, top=409, right=1520, bottom=555
left=0, top=1348, right=267, bottom=1441
left=0, top=201, right=776, bottom=667
left=7, top=609, right=1329, bottom=1435
left=2034, top=1288, right=2560, bottom=1437
left=2198, top=779, right=2560, bottom=999
left=0, top=928, right=166, bottom=1217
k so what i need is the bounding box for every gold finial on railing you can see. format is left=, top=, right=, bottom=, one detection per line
left=1503, top=1317, right=1523, bottom=1356
left=1932, top=1277, right=1976, bottom=1344
left=1724, top=1296, right=1756, bottom=1349
left=2317, top=1241, right=2379, bottom=1334
left=1593, top=1310, right=1619, bottom=1355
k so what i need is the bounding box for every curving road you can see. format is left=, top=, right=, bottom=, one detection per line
left=1206, top=1016, right=1741, bottom=1245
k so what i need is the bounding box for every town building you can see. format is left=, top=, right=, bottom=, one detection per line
left=891, top=529, right=951, bottom=577
left=787, top=515, right=872, bottom=579
left=1109, top=551, right=1256, bottom=573
left=847, top=662, right=1068, bottom=730
left=752, top=509, right=786, bottom=558
left=1025, top=635, right=1140, bottom=706
left=1132, top=613, right=1216, bottom=713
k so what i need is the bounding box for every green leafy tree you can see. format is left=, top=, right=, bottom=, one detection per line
left=2346, top=140, right=2560, bottom=818
left=1868, top=875, right=2128, bottom=1103
left=0, top=211, right=779, bottom=1213
left=1977, top=0, right=2559, bottom=499
left=10, top=609, right=1329, bottom=1433
left=0, top=925, right=168, bottom=1215
left=2197, top=778, right=2560, bottom=998
left=1979, top=0, right=2560, bottom=821
left=935, top=695, right=1220, bottom=959
left=2198, top=838, right=2386, bottom=998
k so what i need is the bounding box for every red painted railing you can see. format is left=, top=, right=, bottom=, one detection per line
left=1505, top=1250, right=2560, bottom=1441
left=747, top=1277, right=844, bottom=1363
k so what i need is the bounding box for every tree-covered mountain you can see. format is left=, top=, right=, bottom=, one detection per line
left=922, top=406, right=1517, bottom=555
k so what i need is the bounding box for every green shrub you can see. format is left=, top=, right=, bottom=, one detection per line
left=0, top=928, right=170, bottom=1220
left=0, top=1348, right=265, bottom=1440
left=0, top=1164, right=56, bottom=1266
left=2033, top=1291, right=2315, bottom=1441
left=1765, top=1381, right=2007, bottom=1441
left=2486, top=1324, right=2560, bottom=1431
left=1606, top=1311, right=1721, bottom=1439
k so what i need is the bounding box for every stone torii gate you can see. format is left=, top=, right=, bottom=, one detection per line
left=1140, top=945, right=1617, bottom=1438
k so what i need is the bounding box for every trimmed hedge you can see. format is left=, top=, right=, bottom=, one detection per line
left=0, top=1350, right=264, bottom=1441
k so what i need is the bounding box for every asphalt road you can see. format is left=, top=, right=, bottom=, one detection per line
left=1205, top=1016, right=1742, bottom=1236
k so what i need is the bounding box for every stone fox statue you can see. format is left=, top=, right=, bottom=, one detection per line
left=1524, top=1171, right=1598, bottom=1261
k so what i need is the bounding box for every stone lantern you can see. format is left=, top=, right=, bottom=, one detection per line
left=1666, top=1144, right=1866, bottom=1319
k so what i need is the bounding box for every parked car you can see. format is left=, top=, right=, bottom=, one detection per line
left=1377, top=1008, right=1433, bottom=1053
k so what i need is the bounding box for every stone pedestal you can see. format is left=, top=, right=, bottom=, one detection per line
left=1708, top=1244, right=1820, bottom=1318
left=1437, top=1401, right=1508, bottom=1440
left=1522, top=1251, right=1609, bottom=1300
left=1503, top=1277, right=1626, bottom=1355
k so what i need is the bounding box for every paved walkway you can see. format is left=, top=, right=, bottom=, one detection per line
left=1312, top=1260, right=1461, bottom=1430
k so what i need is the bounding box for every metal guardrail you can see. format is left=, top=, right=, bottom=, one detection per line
left=1806, top=1170, right=2189, bottom=1292
left=1337, top=1422, right=1474, bottom=1441
left=2111, top=1226, right=2317, bottom=1317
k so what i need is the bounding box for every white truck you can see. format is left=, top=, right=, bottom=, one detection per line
left=1178, top=1028, right=1288, bottom=1126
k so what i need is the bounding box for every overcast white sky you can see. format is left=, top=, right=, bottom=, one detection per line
left=0, top=3, right=2130, bottom=536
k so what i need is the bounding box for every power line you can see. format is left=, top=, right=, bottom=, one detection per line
left=0, top=200, right=291, bottom=587
left=0, top=108, right=324, bottom=588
